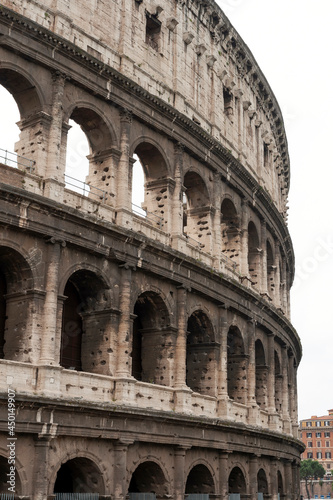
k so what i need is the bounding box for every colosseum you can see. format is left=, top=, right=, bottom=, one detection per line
left=0, top=0, right=304, bottom=498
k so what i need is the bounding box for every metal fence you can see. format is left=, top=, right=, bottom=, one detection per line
left=55, top=494, right=99, bottom=500
left=64, top=174, right=107, bottom=202
left=132, top=202, right=164, bottom=228
left=0, top=148, right=35, bottom=172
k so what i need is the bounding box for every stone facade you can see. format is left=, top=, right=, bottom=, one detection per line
left=0, top=1, right=303, bottom=498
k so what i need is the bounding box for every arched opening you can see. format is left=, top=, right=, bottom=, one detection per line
left=65, top=119, right=89, bottom=194
left=183, top=171, right=212, bottom=250
left=0, top=85, right=20, bottom=163
left=277, top=470, right=283, bottom=497
left=266, top=240, right=275, bottom=295
left=67, top=107, right=115, bottom=204
left=221, top=198, right=240, bottom=264
left=248, top=221, right=260, bottom=285
left=0, top=69, right=42, bottom=173
left=0, top=246, right=34, bottom=362
left=255, top=339, right=267, bottom=409
left=132, top=155, right=145, bottom=217
left=0, top=455, right=22, bottom=493
left=227, top=326, right=246, bottom=404
left=274, top=351, right=282, bottom=413
left=132, top=292, right=173, bottom=385
left=128, top=461, right=168, bottom=497
left=257, top=468, right=268, bottom=497
left=133, top=142, right=169, bottom=229
left=53, top=457, right=104, bottom=493
left=186, top=311, right=217, bottom=396
left=228, top=467, right=246, bottom=496
left=185, top=464, right=215, bottom=495
left=60, top=270, right=110, bottom=373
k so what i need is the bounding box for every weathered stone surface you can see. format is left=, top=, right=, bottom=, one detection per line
left=0, top=1, right=302, bottom=498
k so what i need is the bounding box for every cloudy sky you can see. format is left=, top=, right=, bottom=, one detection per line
left=1, top=0, right=332, bottom=422
left=219, top=0, right=333, bottom=421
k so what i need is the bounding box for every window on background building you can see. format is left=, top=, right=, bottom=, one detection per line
left=327, top=463, right=331, bottom=469
left=325, top=452, right=331, bottom=459
left=307, top=452, right=313, bottom=459
left=317, top=452, right=322, bottom=459
left=326, top=441, right=330, bottom=447
left=325, top=432, right=330, bottom=438
left=306, top=422, right=312, bottom=427
left=307, top=432, right=312, bottom=438
left=308, top=442, right=313, bottom=448
left=325, top=421, right=330, bottom=426
left=316, top=432, right=322, bottom=438
left=316, top=421, right=321, bottom=427
left=317, top=441, right=321, bottom=447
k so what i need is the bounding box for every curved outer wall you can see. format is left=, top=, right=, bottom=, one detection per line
left=0, top=1, right=303, bottom=499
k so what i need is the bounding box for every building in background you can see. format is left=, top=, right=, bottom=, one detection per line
left=300, top=409, right=333, bottom=473
left=0, top=0, right=303, bottom=498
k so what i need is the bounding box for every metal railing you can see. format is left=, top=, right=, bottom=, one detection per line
left=0, top=148, right=35, bottom=172
left=65, top=174, right=107, bottom=202
left=132, top=202, right=164, bottom=228
left=183, top=232, right=205, bottom=250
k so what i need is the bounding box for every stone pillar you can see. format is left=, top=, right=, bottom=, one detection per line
left=219, top=451, right=230, bottom=500
left=249, top=455, right=258, bottom=500
left=284, top=460, right=292, bottom=500
left=240, top=199, right=249, bottom=277
left=174, top=446, right=187, bottom=500
left=292, top=461, right=300, bottom=500
left=45, top=71, right=67, bottom=183
left=174, top=286, right=191, bottom=411
left=115, top=265, right=133, bottom=377
left=247, top=319, right=259, bottom=424
left=217, top=307, right=229, bottom=417
left=114, top=440, right=130, bottom=500
left=212, top=171, right=223, bottom=265
left=270, top=459, right=279, bottom=500
left=40, top=239, right=64, bottom=365
left=32, top=437, right=52, bottom=500
left=274, top=241, right=281, bottom=307
left=115, top=109, right=133, bottom=225
left=267, top=333, right=275, bottom=415
left=281, top=346, right=291, bottom=433
left=260, top=220, right=267, bottom=294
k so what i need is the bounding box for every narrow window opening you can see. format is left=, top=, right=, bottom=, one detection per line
left=145, top=12, right=161, bottom=51
left=264, top=142, right=269, bottom=169
left=223, top=88, right=233, bottom=117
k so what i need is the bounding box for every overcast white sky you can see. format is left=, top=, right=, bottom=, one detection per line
left=0, top=0, right=331, bottom=422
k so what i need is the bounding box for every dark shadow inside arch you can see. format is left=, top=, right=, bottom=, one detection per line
left=221, top=198, right=240, bottom=263
left=185, top=464, right=215, bottom=494
left=53, top=457, right=104, bottom=493
left=61, top=270, right=110, bottom=373
left=257, top=468, right=268, bottom=495
left=186, top=311, right=217, bottom=396
left=248, top=221, right=260, bottom=284
left=128, top=461, right=168, bottom=496
left=228, top=466, right=246, bottom=494
left=255, top=339, right=267, bottom=409
left=0, top=69, right=41, bottom=119
left=274, top=351, right=282, bottom=413
left=132, top=291, right=172, bottom=385
left=0, top=246, right=33, bottom=361
left=227, top=326, right=246, bottom=404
